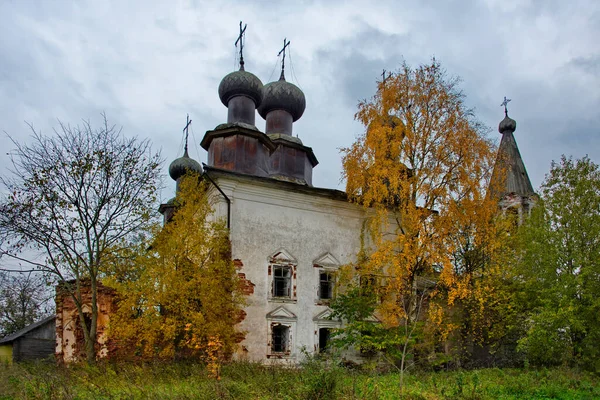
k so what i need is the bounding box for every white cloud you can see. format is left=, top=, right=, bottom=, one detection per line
left=0, top=0, right=598, bottom=200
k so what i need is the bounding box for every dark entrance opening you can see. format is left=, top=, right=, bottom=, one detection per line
left=318, top=328, right=331, bottom=353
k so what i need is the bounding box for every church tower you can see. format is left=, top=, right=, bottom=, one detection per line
left=200, top=31, right=318, bottom=186
left=258, top=39, right=318, bottom=185
left=489, top=98, right=536, bottom=221
left=200, top=23, right=274, bottom=178
left=159, top=115, right=203, bottom=223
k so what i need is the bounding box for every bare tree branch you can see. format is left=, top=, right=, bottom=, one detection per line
left=0, top=115, right=163, bottom=362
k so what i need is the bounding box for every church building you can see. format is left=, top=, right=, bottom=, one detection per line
left=159, top=38, right=536, bottom=363
left=160, top=37, right=366, bottom=363
left=53, top=28, right=535, bottom=364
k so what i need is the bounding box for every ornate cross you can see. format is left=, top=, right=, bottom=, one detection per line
left=501, top=96, right=511, bottom=115
left=183, top=114, right=192, bottom=154
left=235, top=21, right=247, bottom=70
left=278, top=38, right=291, bottom=78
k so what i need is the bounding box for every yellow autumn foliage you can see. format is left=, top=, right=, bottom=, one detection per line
left=107, top=173, right=244, bottom=362
left=340, top=59, right=510, bottom=354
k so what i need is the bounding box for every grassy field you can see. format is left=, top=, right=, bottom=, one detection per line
left=0, top=360, right=598, bottom=399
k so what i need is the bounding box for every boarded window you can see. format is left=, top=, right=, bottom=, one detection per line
left=273, top=266, right=292, bottom=297
left=272, top=324, right=289, bottom=353
left=319, top=272, right=334, bottom=300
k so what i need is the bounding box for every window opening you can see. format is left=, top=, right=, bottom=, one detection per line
left=272, top=324, right=289, bottom=353
left=75, top=313, right=93, bottom=350
left=273, top=266, right=291, bottom=297
left=319, top=272, right=334, bottom=300
left=318, top=328, right=331, bottom=353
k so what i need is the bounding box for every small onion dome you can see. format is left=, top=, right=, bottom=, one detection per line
left=499, top=114, right=517, bottom=133
left=168, top=150, right=202, bottom=181
left=218, top=70, right=263, bottom=107
left=258, top=74, right=306, bottom=122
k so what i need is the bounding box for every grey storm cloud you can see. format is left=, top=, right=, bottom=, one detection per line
left=0, top=0, right=599, bottom=199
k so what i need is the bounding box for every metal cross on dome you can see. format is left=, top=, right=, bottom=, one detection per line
left=182, top=114, right=192, bottom=154
left=278, top=38, right=291, bottom=77
left=235, top=21, right=247, bottom=70
left=501, top=96, right=512, bottom=115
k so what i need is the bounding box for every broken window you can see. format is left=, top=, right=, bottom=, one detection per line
left=271, top=324, right=289, bottom=353
left=273, top=266, right=292, bottom=297
left=319, top=272, right=334, bottom=300
left=318, top=328, right=331, bottom=353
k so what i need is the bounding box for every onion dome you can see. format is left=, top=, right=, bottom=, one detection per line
left=258, top=73, right=306, bottom=122
left=218, top=69, right=263, bottom=107
left=498, top=113, right=517, bottom=133
left=168, top=150, right=202, bottom=181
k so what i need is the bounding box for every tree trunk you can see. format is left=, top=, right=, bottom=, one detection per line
left=86, top=277, right=98, bottom=365
left=400, top=339, right=409, bottom=397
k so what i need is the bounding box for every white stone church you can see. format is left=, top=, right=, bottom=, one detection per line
left=160, top=47, right=368, bottom=362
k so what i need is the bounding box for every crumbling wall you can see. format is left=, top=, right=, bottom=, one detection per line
left=55, top=280, right=116, bottom=363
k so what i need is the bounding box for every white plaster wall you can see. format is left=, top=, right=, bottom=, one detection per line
left=209, top=175, right=366, bottom=363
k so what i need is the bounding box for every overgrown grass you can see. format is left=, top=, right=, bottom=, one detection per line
left=0, top=360, right=597, bottom=399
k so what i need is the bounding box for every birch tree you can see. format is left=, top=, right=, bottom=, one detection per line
left=335, top=59, right=499, bottom=389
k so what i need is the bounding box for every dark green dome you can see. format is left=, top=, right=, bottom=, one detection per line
left=168, top=151, right=202, bottom=181
left=258, top=74, right=306, bottom=122
left=218, top=69, right=263, bottom=107
left=499, top=114, right=516, bottom=133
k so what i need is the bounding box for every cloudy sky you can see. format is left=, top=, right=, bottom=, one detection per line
left=1, top=0, right=599, bottom=201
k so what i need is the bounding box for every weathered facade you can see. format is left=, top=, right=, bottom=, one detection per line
left=55, top=281, right=116, bottom=363
left=159, top=40, right=371, bottom=363
left=201, top=167, right=366, bottom=362
left=0, top=315, right=55, bottom=363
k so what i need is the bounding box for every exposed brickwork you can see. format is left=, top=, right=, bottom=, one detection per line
left=55, top=280, right=117, bottom=363
left=237, top=309, right=248, bottom=323
left=233, top=258, right=244, bottom=270
left=238, top=272, right=255, bottom=296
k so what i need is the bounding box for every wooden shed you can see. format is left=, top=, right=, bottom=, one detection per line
left=0, top=315, right=55, bottom=363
